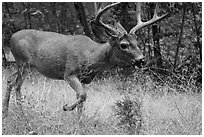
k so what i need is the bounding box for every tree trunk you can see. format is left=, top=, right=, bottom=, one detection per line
left=22, top=3, right=28, bottom=29
left=27, top=3, right=32, bottom=29
left=147, top=9, right=152, bottom=59
left=120, top=3, right=129, bottom=31
left=152, top=25, right=163, bottom=67
left=4, top=3, right=17, bottom=32
left=74, top=2, right=92, bottom=38
left=174, top=5, right=186, bottom=68
left=51, top=3, right=59, bottom=32
left=150, top=3, right=162, bottom=67
left=191, top=3, right=202, bottom=62
left=60, top=3, right=67, bottom=34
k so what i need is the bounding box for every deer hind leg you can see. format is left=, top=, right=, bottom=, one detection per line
left=2, top=71, right=18, bottom=118
left=63, top=75, right=86, bottom=117
left=15, top=63, right=35, bottom=134
left=2, top=63, right=28, bottom=119
left=15, top=64, right=29, bottom=115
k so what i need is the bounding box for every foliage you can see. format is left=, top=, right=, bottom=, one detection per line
left=2, top=66, right=201, bottom=135
left=114, top=96, right=143, bottom=135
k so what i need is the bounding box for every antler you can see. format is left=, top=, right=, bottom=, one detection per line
left=114, top=20, right=128, bottom=35
left=129, top=2, right=169, bottom=34
left=95, top=2, right=120, bottom=30
left=94, top=2, right=127, bottom=36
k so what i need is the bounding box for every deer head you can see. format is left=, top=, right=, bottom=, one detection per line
left=91, top=2, right=169, bottom=68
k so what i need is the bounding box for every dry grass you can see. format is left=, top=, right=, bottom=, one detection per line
left=2, top=67, right=202, bottom=135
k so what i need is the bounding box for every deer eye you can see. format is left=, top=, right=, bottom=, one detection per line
left=120, top=44, right=129, bottom=50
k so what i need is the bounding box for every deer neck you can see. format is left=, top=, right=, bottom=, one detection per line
left=88, top=42, right=113, bottom=69
left=77, top=42, right=113, bottom=84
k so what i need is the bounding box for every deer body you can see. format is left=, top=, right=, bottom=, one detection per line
left=4, top=28, right=144, bottom=118
left=11, top=29, right=115, bottom=82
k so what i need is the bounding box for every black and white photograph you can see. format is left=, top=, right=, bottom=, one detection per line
left=2, top=2, right=202, bottom=135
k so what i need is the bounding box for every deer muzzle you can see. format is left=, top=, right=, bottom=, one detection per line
left=133, top=57, right=146, bottom=68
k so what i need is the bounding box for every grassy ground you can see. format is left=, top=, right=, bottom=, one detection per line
left=2, top=67, right=202, bottom=135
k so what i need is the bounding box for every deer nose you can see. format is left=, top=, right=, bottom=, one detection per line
left=139, top=58, right=146, bottom=66
left=134, top=56, right=146, bottom=68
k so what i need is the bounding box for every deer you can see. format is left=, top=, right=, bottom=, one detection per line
left=3, top=2, right=169, bottom=120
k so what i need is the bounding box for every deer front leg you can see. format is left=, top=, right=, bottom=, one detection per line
left=63, top=75, right=86, bottom=115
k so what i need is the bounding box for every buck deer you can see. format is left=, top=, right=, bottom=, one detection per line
left=3, top=2, right=169, bottom=119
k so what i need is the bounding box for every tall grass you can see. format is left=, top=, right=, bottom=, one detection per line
left=2, top=67, right=202, bottom=135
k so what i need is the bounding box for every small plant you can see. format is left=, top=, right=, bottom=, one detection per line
left=114, top=96, right=143, bottom=135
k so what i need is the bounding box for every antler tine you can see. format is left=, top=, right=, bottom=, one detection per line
left=129, top=2, right=169, bottom=35
left=114, top=21, right=128, bottom=35
left=95, top=2, right=121, bottom=34
left=95, top=2, right=121, bottom=23
left=136, top=2, right=142, bottom=25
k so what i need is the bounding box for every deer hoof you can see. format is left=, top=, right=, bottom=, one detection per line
left=63, top=104, right=75, bottom=111
left=28, top=131, right=38, bottom=135
left=2, top=109, right=8, bottom=119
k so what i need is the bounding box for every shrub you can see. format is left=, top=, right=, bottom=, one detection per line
left=114, top=95, right=143, bottom=135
